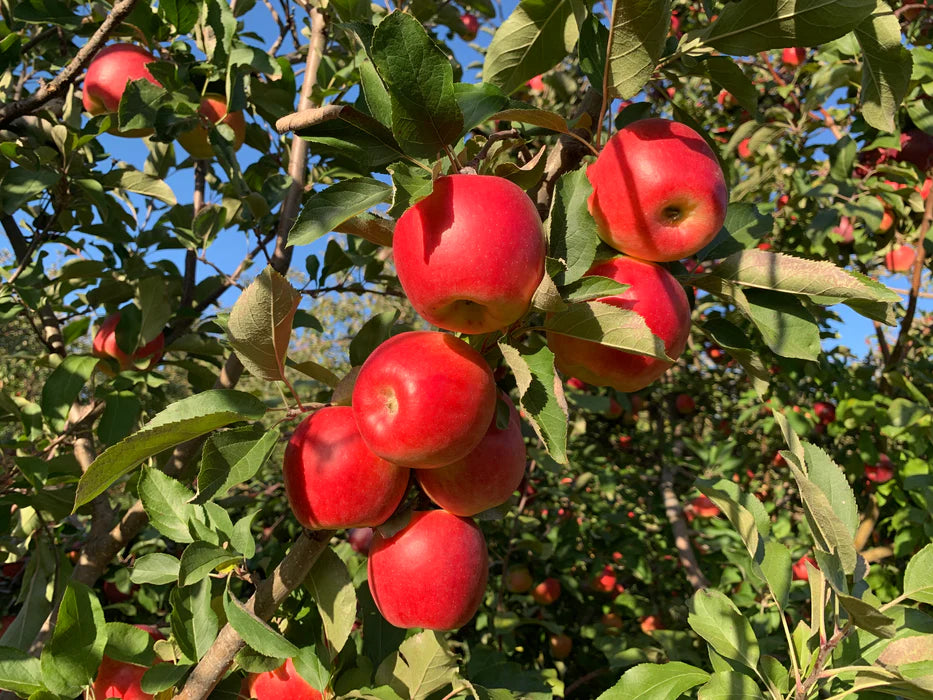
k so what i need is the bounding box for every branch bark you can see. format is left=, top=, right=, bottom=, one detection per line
left=660, top=465, right=710, bottom=591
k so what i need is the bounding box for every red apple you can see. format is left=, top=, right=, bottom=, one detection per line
left=587, top=118, right=728, bottom=262
left=781, top=47, right=806, bottom=67
left=348, top=527, right=374, bottom=554
left=460, top=13, right=479, bottom=40
left=82, top=43, right=160, bottom=136
left=601, top=612, right=623, bottom=629
left=813, top=401, right=835, bottom=424
left=103, top=581, right=139, bottom=604
left=505, top=566, right=534, bottom=593
left=92, top=312, right=164, bottom=373
left=738, top=138, right=752, bottom=160
left=792, top=555, right=817, bottom=582
left=639, top=614, right=664, bottom=633
left=833, top=216, right=854, bottom=243
left=689, top=495, right=720, bottom=518
left=367, top=510, right=488, bottom=630
left=352, top=331, right=496, bottom=468
left=675, top=393, right=695, bottom=415
left=879, top=204, right=895, bottom=233
left=176, top=93, right=247, bottom=159
left=549, top=633, right=572, bottom=659
left=527, top=75, right=545, bottom=91
left=416, top=392, right=526, bottom=516
left=284, top=406, right=409, bottom=529
left=591, top=565, right=616, bottom=594
left=618, top=434, right=633, bottom=450
left=566, top=377, right=586, bottom=390
left=885, top=245, right=916, bottom=273
left=89, top=626, right=164, bottom=700
left=605, top=398, right=623, bottom=419
left=248, top=658, right=322, bottom=700
left=531, top=578, right=561, bottom=605
left=547, top=257, right=691, bottom=392
left=392, top=175, right=545, bottom=334
left=865, top=454, right=894, bottom=483
left=894, top=129, right=933, bottom=171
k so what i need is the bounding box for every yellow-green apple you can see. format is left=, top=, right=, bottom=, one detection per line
left=247, top=658, right=322, bottom=700
left=460, top=13, right=479, bottom=40
left=367, top=510, right=488, bottom=629
left=547, top=257, right=691, bottom=392
left=587, top=118, right=728, bottom=262
left=505, top=566, right=533, bottom=593
left=792, top=555, right=817, bottom=582
left=417, top=392, right=525, bottom=516
left=176, top=93, right=246, bottom=159
left=82, top=43, right=160, bottom=137
left=92, top=312, right=164, bottom=374
left=885, top=245, right=916, bottom=273
left=392, top=175, right=545, bottom=334
left=352, top=331, right=496, bottom=468
left=88, top=625, right=164, bottom=700
left=531, top=578, right=561, bottom=605
left=283, top=406, right=409, bottom=529
left=675, top=393, right=695, bottom=415
left=781, top=47, right=806, bottom=67
left=549, top=633, right=572, bottom=659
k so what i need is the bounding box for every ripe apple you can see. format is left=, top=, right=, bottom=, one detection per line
left=283, top=406, right=409, bottom=529
left=531, top=578, right=561, bottom=605
left=549, top=633, right=572, bottom=659
left=248, top=658, right=322, bottom=700
left=885, top=245, right=916, bottom=273
left=865, top=454, right=894, bottom=483
left=781, top=47, right=806, bottom=67
left=367, top=510, right=488, bottom=630
left=833, top=216, right=854, bottom=243
left=82, top=43, right=160, bottom=136
left=352, top=331, right=496, bottom=468
left=92, top=312, right=164, bottom=374
left=547, top=257, right=691, bottom=392
left=639, top=614, right=664, bottom=634
left=601, top=612, right=623, bottom=629
left=675, top=393, right=695, bottom=415
left=566, top=377, right=586, bottom=390
left=348, top=527, right=374, bottom=554
left=813, top=401, right=835, bottom=424
left=879, top=203, right=895, bottom=234
left=416, top=392, right=526, bottom=516
left=587, top=118, right=728, bottom=262
left=894, top=129, right=933, bottom=171
left=460, top=13, right=479, bottom=40
left=89, top=625, right=164, bottom=700
left=792, top=555, right=817, bottom=582
left=618, top=434, right=633, bottom=450
left=392, top=175, right=545, bottom=334
left=689, top=495, right=720, bottom=518
left=738, top=138, right=752, bottom=160
left=591, top=565, right=616, bottom=594
left=176, top=93, right=247, bottom=159
left=527, top=74, right=545, bottom=91
left=505, top=566, right=533, bottom=593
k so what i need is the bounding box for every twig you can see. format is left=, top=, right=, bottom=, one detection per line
left=660, top=465, right=709, bottom=591
left=0, top=0, right=142, bottom=127
left=181, top=162, right=206, bottom=311
left=795, top=625, right=852, bottom=699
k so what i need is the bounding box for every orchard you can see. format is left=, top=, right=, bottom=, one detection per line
left=1, top=0, right=933, bottom=699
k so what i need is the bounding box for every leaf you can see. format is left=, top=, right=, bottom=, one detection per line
left=158, top=0, right=198, bottom=33
left=170, top=578, right=218, bottom=663
left=879, top=636, right=933, bottom=666
left=305, top=547, right=357, bottom=656
left=705, top=57, right=758, bottom=114
left=179, top=542, right=240, bottom=587
left=376, top=631, right=458, bottom=700
left=802, top=441, right=858, bottom=538
left=688, top=589, right=760, bottom=672
left=454, top=82, right=510, bottom=133
left=483, top=0, right=579, bottom=94
left=360, top=59, right=392, bottom=127
left=288, top=178, right=393, bottom=247
left=349, top=310, right=400, bottom=367
left=40, top=355, right=99, bottom=433
left=596, top=662, right=710, bottom=700
left=74, top=390, right=267, bottom=510
left=386, top=162, right=434, bottom=219
left=104, top=622, right=156, bottom=666
left=118, top=168, right=177, bottom=205
left=196, top=425, right=280, bottom=503
left=489, top=106, right=573, bottom=135
left=547, top=169, right=600, bottom=286
left=604, top=0, right=671, bottom=99
left=904, top=544, right=933, bottom=605
left=131, top=553, right=182, bottom=585
left=743, top=289, right=821, bottom=361
left=837, top=594, right=896, bottom=639
left=138, top=468, right=204, bottom=544
left=97, top=390, right=142, bottom=446
left=704, top=0, right=876, bottom=55
left=498, top=340, right=568, bottom=463
left=223, top=589, right=299, bottom=659
left=141, top=663, right=191, bottom=694
left=0, top=648, right=43, bottom=696
left=136, top=276, right=173, bottom=345
left=579, top=13, right=609, bottom=91
left=333, top=213, right=395, bottom=247
left=371, top=11, right=464, bottom=159
left=287, top=359, right=341, bottom=389
left=0, top=167, right=61, bottom=213
left=855, top=1, right=912, bottom=132
left=545, top=301, right=672, bottom=361
left=39, top=581, right=106, bottom=697
left=292, top=105, right=406, bottom=171
left=697, top=671, right=765, bottom=699
left=759, top=541, right=792, bottom=610
left=699, top=318, right=770, bottom=396
left=359, top=586, right=406, bottom=669
left=561, top=276, right=630, bottom=304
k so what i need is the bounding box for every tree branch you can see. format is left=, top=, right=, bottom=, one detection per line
left=660, top=465, right=710, bottom=591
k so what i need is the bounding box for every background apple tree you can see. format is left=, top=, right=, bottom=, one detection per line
left=1, top=0, right=932, bottom=698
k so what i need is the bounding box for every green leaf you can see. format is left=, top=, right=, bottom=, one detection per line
left=293, top=105, right=406, bottom=171
left=293, top=646, right=331, bottom=694
left=196, top=425, right=280, bottom=503
left=360, top=59, right=393, bottom=127
left=231, top=511, right=258, bottom=559
left=131, top=553, right=182, bottom=586
left=136, top=276, right=173, bottom=345
left=223, top=589, right=299, bottom=659
left=904, top=544, right=933, bottom=605
left=545, top=301, right=672, bottom=361
left=97, top=391, right=142, bottom=446
left=604, top=0, right=671, bottom=99
left=202, top=0, right=236, bottom=67
left=0, top=648, right=43, bottom=696
left=139, top=468, right=205, bottom=544
left=375, top=631, right=458, bottom=700
left=498, top=340, right=568, bottom=463
left=141, top=663, right=191, bottom=694
left=837, top=594, right=896, bottom=638
left=305, top=548, right=357, bottom=657
left=288, top=178, right=393, bottom=247
left=547, top=169, right=600, bottom=286
left=759, top=541, right=792, bottom=610
left=227, top=267, right=301, bottom=383
left=802, top=441, right=858, bottom=538
left=705, top=58, right=758, bottom=114
left=40, top=355, right=99, bottom=433
left=74, top=389, right=267, bottom=510
left=697, top=671, right=764, bottom=699
left=854, top=1, right=912, bottom=132
left=483, top=0, right=579, bottom=94
left=454, top=82, right=510, bottom=133
left=697, top=204, right=771, bottom=262
left=699, top=318, right=771, bottom=396
left=179, top=542, right=240, bottom=587
left=386, top=162, right=434, bottom=219
left=158, top=0, right=199, bottom=33
left=171, top=578, right=218, bottom=662
left=118, top=168, right=177, bottom=205
left=743, top=289, right=821, bottom=361
left=104, top=622, right=156, bottom=666
left=349, top=310, right=400, bottom=367
left=596, top=662, right=710, bottom=700
left=561, top=276, right=630, bottom=304
left=39, top=581, right=106, bottom=697
left=579, top=13, right=609, bottom=91
left=705, top=0, right=876, bottom=55
left=0, top=167, right=61, bottom=214
left=688, top=589, right=760, bottom=672
left=371, top=11, right=464, bottom=159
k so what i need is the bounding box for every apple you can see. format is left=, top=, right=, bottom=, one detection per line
left=675, top=393, right=695, bottom=415
left=248, top=658, right=322, bottom=700
left=738, top=138, right=752, bottom=160
left=176, top=93, right=247, bottom=159
left=833, top=216, right=855, bottom=243
left=392, top=175, right=545, bottom=334
left=352, top=331, right=496, bottom=468
left=283, top=406, right=409, bottom=529
left=813, top=401, right=835, bottom=424
left=601, top=612, right=623, bottom=629
left=792, top=555, right=818, bottom=582
left=505, top=566, right=534, bottom=593
left=92, top=312, right=164, bottom=374
left=605, top=398, right=623, bottom=419
left=531, top=578, right=561, bottom=605
left=82, top=43, right=160, bottom=136
left=527, top=74, right=545, bottom=91
left=716, top=89, right=736, bottom=109
left=587, top=118, right=728, bottom=262
left=639, top=614, right=664, bottom=634
left=879, top=205, right=895, bottom=234
left=416, top=392, right=526, bottom=516
left=367, top=510, right=488, bottom=630
left=618, top=435, right=633, bottom=450
left=547, top=257, right=691, bottom=392
left=689, top=495, right=720, bottom=518
left=566, top=377, right=586, bottom=390
left=885, top=245, right=916, bottom=273
left=865, top=454, right=894, bottom=483
left=103, top=580, right=139, bottom=604
left=89, top=625, right=164, bottom=700
left=781, top=47, right=806, bottom=67
left=460, top=13, right=479, bottom=40
left=348, top=527, right=374, bottom=554
left=549, top=633, right=572, bottom=659
left=591, top=565, right=616, bottom=594
left=894, top=129, right=933, bottom=171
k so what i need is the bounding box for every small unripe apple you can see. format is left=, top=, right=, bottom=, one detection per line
left=89, top=626, right=164, bottom=700
left=416, top=392, right=526, bottom=516
left=352, top=331, right=496, bottom=468
left=548, top=257, right=691, bottom=392
left=248, top=658, right=322, bottom=700
left=549, top=633, right=572, bottom=659
left=885, top=245, right=916, bottom=273
left=460, top=13, right=479, bottom=40
left=283, top=406, right=409, bottom=529
left=531, top=578, right=561, bottom=605
left=393, top=175, right=546, bottom=334
left=92, top=312, right=164, bottom=374
left=781, top=47, right=806, bottom=67
left=368, top=510, right=488, bottom=630
left=82, top=43, right=160, bottom=136
left=792, top=555, right=817, bottom=582
left=505, top=566, right=533, bottom=593
left=587, top=118, right=728, bottom=262
left=176, top=93, right=247, bottom=159
left=675, top=393, right=695, bottom=415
